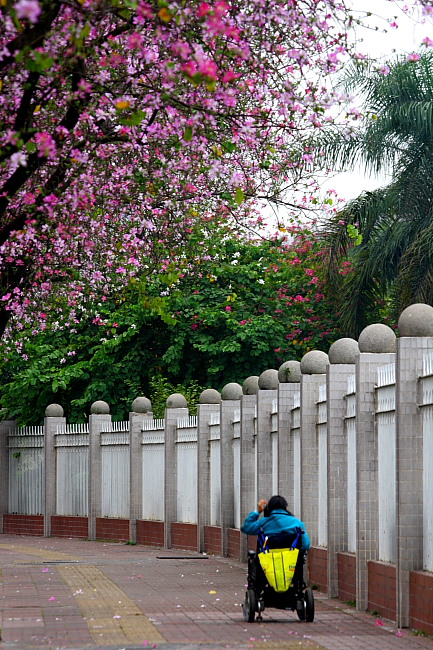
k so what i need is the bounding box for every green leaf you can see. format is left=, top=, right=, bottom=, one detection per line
left=183, top=126, right=193, bottom=142
left=222, top=141, right=237, bottom=154
left=235, top=187, right=245, bottom=205
left=119, top=110, right=146, bottom=126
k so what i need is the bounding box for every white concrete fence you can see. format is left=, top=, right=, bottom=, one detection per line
left=2, top=303, right=433, bottom=631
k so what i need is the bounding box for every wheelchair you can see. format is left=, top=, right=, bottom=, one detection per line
left=242, top=530, right=315, bottom=623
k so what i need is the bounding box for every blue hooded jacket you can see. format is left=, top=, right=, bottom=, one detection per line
left=241, top=508, right=310, bottom=551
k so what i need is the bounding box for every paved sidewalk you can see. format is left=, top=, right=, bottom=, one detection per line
left=1, top=535, right=433, bottom=650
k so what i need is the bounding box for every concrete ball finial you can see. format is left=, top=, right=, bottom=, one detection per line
left=278, top=360, right=301, bottom=383
left=398, top=303, right=433, bottom=337
left=300, top=350, right=329, bottom=374
left=221, top=382, right=243, bottom=400
left=328, top=338, right=360, bottom=364
left=358, top=323, right=396, bottom=353
left=258, top=369, right=279, bottom=390
left=199, top=389, right=221, bottom=404
left=90, top=400, right=110, bottom=415
left=242, top=376, right=260, bottom=395
left=131, top=396, right=152, bottom=413
left=166, top=393, right=188, bottom=408
left=45, top=403, right=64, bottom=417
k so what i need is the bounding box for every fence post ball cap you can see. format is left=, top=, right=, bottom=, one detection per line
left=278, top=360, right=301, bottom=383
left=328, top=338, right=359, bottom=364
left=300, top=350, right=329, bottom=374
left=258, top=368, right=279, bottom=390
left=242, top=376, right=260, bottom=395
left=358, top=323, right=396, bottom=353
left=199, top=389, right=221, bottom=404
left=398, top=303, right=433, bottom=337
left=90, top=400, right=110, bottom=414
left=166, top=393, right=187, bottom=408
left=221, top=382, right=243, bottom=400
left=131, top=396, right=152, bottom=413
left=45, top=403, right=64, bottom=417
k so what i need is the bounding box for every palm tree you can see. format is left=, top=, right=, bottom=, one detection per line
left=318, top=51, right=433, bottom=337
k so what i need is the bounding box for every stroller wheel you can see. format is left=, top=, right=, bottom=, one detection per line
left=305, top=588, right=315, bottom=622
left=242, top=589, right=257, bottom=622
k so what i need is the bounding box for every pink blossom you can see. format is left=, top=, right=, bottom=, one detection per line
left=406, top=53, right=420, bottom=62
left=13, top=0, right=41, bottom=23
left=34, top=132, right=57, bottom=159
left=225, top=305, right=232, bottom=311
left=422, top=36, right=433, bottom=47
left=378, top=65, right=390, bottom=76
left=197, top=2, right=211, bottom=18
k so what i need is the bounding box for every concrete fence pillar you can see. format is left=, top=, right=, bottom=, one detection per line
left=326, top=338, right=359, bottom=597
left=299, top=350, right=329, bottom=543
left=88, top=401, right=112, bottom=541
left=197, top=391, right=221, bottom=553
left=256, top=370, right=279, bottom=501
left=277, top=361, right=301, bottom=508
left=44, top=405, right=66, bottom=537
left=164, top=394, right=188, bottom=549
left=239, top=380, right=258, bottom=561
left=129, top=397, right=153, bottom=543
left=220, top=383, right=242, bottom=557
left=395, top=305, right=433, bottom=628
left=355, top=323, right=396, bottom=611
left=0, top=420, right=15, bottom=534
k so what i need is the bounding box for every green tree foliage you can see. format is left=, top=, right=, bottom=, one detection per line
left=318, top=51, right=433, bottom=336
left=0, top=229, right=341, bottom=424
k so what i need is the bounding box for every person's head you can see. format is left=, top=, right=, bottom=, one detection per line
left=264, top=495, right=292, bottom=516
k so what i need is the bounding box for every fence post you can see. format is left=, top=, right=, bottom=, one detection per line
left=277, top=361, right=301, bottom=504
left=299, top=350, right=329, bottom=544
left=395, top=305, right=433, bottom=628
left=326, top=339, right=359, bottom=598
left=256, top=370, right=279, bottom=501
left=44, top=404, right=66, bottom=538
left=164, top=393, right=189, bottom=549
left=0, top=419, right=15, bottom=534
left=355, top=324, right=396, bottom=611
left=220, top=383, right=242, bottom=557
left=197, top=390, right=221, bottom=554
left=240, top=378, right=259, bottom=561
left=88, top=400, right=112, bottom=541
left=129, top=397, right=152, bottom=544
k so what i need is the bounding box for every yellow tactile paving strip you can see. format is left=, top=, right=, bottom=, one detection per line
left=0, top=543, right=81, bottom=563
left=58, top=565, right=165, bottom=645
left=0, top=543, right=164, bottom=645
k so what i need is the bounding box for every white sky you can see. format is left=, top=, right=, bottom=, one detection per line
left=326, top=0, right=431, bottom=201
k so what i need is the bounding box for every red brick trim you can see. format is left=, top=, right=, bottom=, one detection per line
left=308, top=546, right=328, bottom=592
left=410, top=570, right=433, bottom=635
left=171, top=522, right=198, bottom=551
left=3, top=514, right=43, bottom=536
left=136, top=520, right=164, bottom=547
left=227, top=528, right=241, bottom=559
left=337, top=552, right=356, bottom=603
left=95, top=517, right=130, bottom=542
left=204, top=525, right=222, bottom=555
left=367, top=560, right=396, bottom=621
left=51, top=516, right=88, bottom=539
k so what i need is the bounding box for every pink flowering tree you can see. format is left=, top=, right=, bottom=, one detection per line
left=1, top=0, right=430, bottom=342
left=1, top=0, right=365, bottom=338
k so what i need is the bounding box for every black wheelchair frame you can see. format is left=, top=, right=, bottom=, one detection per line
left=242, top=532, right=315, bottom=623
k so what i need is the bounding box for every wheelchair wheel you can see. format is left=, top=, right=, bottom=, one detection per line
left=242, top=589, right=257, bottom=622
left=305, top=588, right=315, bottom=622
left=296, top=596, right=306, bottom=621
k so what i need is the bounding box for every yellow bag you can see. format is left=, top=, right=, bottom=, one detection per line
left=258, top=548, right=299, bottom=592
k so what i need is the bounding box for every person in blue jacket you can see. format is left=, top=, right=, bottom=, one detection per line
left=241, top=495, right=310, bottom=551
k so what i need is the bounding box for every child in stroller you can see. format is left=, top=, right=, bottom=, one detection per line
left=241, top=495, right=314, bottom=622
